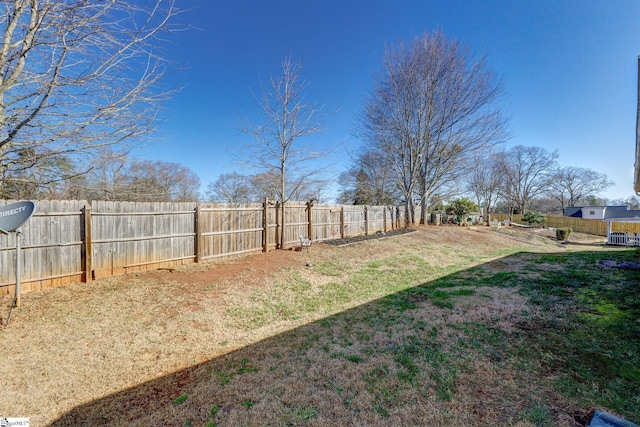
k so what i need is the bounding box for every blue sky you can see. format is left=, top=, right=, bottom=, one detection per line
left=145, top=0, right=640, bottom=201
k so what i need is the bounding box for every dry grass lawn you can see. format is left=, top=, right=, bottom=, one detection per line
left=0, top=225, right=635, bottom=426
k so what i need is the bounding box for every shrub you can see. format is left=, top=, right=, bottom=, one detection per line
left=522, top=210, right=546, bottom=226
left=445, top=198, right=479, bottom=225
left=556, top=227, right=572, bottom=241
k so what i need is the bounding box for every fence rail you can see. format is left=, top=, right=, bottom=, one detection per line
left=0, top=200, right=401, bottom=294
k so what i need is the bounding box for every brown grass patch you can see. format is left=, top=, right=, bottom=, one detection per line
left=0, top=225, right=606, bottom=426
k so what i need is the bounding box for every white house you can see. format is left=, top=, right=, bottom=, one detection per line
left=564, top=205, right=640, bottom=219
left=581, top=206, right=607, bottom=219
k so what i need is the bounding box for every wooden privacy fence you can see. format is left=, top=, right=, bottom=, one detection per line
left=0, top=200, right=402, bottom=294
left=490, top=214, right=640, bottom=236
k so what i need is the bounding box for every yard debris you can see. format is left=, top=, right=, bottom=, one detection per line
left=588, top=410, right=639, bottom=427
left=323, top=228, right=416, bottom=246
left=597, top=260, right=640, bottom=269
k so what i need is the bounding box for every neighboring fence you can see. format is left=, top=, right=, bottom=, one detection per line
left=490, top=214, right=640, bottom=237
left=0, top=200, right=402, bottom=294
left=607, top=232, right=640, bottom=246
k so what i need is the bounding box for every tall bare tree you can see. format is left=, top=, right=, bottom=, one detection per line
left=359, top=31, right=508, bottom=224
left=54, top=147, right=133, bottom=201
left=0, top=0, right=180, bottom=195
left=205, top=172, right=254, bottom=203
left=240, top=57, right=323, bottom=247
left=123, top=159, right=200, bottom=202
left=338, top=147, right=396, bottom=205
left=498, top=145, right=558, bottom=216
left=547, top=166, right=613, bottom=209
left=467, top=150, right=503, bottom=224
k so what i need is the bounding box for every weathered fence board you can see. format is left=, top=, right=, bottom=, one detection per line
left=311, top=205, right=343, bottom=241
left=283, top=202, right=308, bottom=247
left=367, top=206, right=387, bottom=234
left=91, top=201, right=197, bottom=278
left=0, top=200, right=85, bottom=293
left=0, top=199, right=407, bottom=295
left=344, top=206, right=366, bottom=236
left=199, top=203, right=264, bottom=259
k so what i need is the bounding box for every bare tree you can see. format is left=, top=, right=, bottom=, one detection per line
left=240, top=57, right=324, bottom=247
left=526, top=196, right=564, bottom=215
left=247, top=170, right=280, bottom=201
left=359, top=31, right=508, bottom=224
left=499, top=145, right=558, bottom=216
left=0, top=148, right=76, bottom=199
left=609, top=195, right=640, bottom=209
left=301, top=179, right=331, bottom=204
left=0, top=0, right=180, bottom=194
left=338, top=147, right=396, bottom=205
left=467, top=150, right=503, bottom=224
left=78, top=148, right=131, bottom=201
left=241, top=169, right=327, bottom=204
left=123, top=160, right=200, bottom=202
left=547, top=166, right=613, bottom=209
left=205, top=173, right=253, bottom=203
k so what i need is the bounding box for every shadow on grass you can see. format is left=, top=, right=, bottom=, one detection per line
left=51, top=248, right=640, bottom=426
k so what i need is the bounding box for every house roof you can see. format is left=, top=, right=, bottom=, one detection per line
left=563, top=206, right=640, bottom=219
left=576, top=206, right=627, bottom=209
left=604, top=217, right=640, bottom=223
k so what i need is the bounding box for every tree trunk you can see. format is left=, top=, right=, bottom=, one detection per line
left=404, top=199, right=414, bottom=226
left=419, top=189, right=430, bottom=225
left=483, top=203, right=491, bottom=225
left=280, top=160, right=286, bottom=249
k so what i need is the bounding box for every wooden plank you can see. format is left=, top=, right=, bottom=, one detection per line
left=195, top=204, right=202, bottom=262
left=307, top=200, right=313, bottom=241
left=83, top=204, right=93, bottom=282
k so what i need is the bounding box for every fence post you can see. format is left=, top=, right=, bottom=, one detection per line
left=383, top=206, right=387, bottom=232
left=263, top=197, right=269, bottom=253
left=389, top=206, right=398, bottom=230
left=340, top=206, right=345, bottom=238
left=364, top=206, right=369, bottom=236
left=307, top=199, right=314, bottom=241
left=276, top=201, right=282, bottom=249
left=82, top=203, right=93, bottom=282
left=194, top=204, right=202, bottom=263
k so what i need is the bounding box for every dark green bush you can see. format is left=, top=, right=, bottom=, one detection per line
left=522, top=210, right=546, bottom=226
left=556, top=227, right=572, bottom=241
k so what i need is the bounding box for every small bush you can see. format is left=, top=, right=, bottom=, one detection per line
left=445, top=198, right=479, bottom=225
left=523, top=210, right=546, bottom=226
left=556, top=227, right=572, bottom=241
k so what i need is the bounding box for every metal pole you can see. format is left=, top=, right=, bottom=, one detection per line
left=15, top=228, right=22, bottom=308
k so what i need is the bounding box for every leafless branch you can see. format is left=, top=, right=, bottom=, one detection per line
left=0, top=0, right=182, bottom=194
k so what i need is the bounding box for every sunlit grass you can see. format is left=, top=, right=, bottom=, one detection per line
left=29, top=227, right=639, bottom=426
